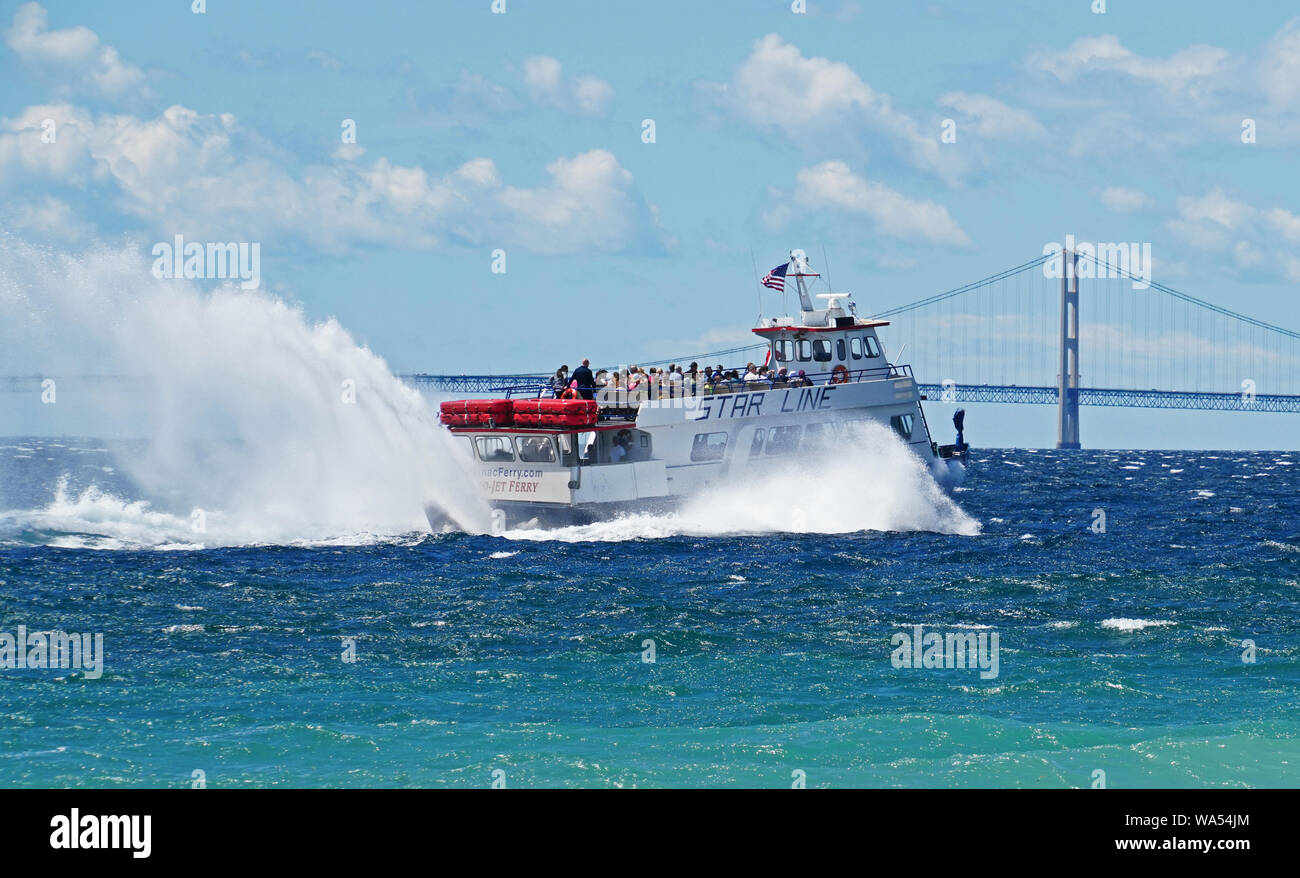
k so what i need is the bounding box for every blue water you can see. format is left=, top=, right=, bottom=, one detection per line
left=2, top=439, right=1298, bottom=787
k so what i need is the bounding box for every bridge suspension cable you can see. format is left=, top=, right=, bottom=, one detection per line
left=869, top=254, right=1055, bottom=319
left=1079, top=251, right=1300, bottom=340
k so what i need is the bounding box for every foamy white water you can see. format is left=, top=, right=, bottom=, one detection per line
left=503, top=421, right=980, bottom=542
left=0, top=237, right=491, bottom=546
left=1100, top=618, right=1176, bottom=632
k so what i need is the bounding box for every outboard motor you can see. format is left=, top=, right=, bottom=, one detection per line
left=953, top=408, right=967, bottom=452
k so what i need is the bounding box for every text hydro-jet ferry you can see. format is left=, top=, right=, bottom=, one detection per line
left=429, top=250, right=970, bottom=530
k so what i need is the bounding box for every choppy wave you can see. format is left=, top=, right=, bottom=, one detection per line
left=1101, top=618, right=1177, bottom=632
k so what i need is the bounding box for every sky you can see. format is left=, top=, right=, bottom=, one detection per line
left=1, top=0, right=1298, bottom=448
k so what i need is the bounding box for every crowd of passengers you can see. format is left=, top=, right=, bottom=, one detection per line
left=548, top=359, right=826, bottom=402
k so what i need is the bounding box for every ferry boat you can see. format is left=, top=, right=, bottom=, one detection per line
left=428, top=250, right=970, bottom=530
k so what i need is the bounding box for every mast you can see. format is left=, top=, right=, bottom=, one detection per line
left=789, top=249, right=818, bottom=314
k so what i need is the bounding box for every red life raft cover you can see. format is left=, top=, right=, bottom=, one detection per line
left=511, top=398, right=599, bottom=428
left=438, top=399, right=513, bottom=427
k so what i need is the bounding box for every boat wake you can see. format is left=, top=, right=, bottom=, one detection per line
left=503, top=421, right=981, bottom=542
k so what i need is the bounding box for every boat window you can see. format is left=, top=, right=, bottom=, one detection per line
left=795, top=339, right=812, bottom=361
left=864, top=335, right=882, bottom=358
left=691, top=431, right=728, bottom=462
left=836, top=338, right=846, bottom=361
left=475, top=436, right=515, bottom=462
left=849, top=337, right=864, bottom=360
left=456, top=436, right=476, bottom=459
left=890, top=414, right=914, bottom=439
left=517, top=435, right=557, bottom=463
left=765, top=425, right=802, bottom=455
left=812, top=339, right=832, bottom=362
left=750, top=428, right=765, bottom=456
left=775, top=340, right=794, bottom=362
left=804, top=423, right=823, bottom=445
left=557, top=433, right=578, bottom=466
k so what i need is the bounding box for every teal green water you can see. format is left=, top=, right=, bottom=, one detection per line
left=2, top=442, right=1297, bottom=787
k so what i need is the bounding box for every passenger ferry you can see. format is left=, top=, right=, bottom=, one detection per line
left=428, top=250, right=969, bottom=530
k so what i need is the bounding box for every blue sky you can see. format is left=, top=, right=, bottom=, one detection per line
left=2, top=0, right=1299, bottom=448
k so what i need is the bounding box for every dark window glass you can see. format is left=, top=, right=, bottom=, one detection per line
left=765, top=425, right=802, bottom=455
left=517, top=436, right=557, bottom=462
left=691, top=432, right=728, bottom=462
left=475, top=436, right=515, bottom=461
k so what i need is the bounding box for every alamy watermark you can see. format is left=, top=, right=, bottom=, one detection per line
left=50, top=809, right=150, bottom=858
left=0, top=625, right=104, bottom=679
left=1043, top=235, right=1151, bottom=290
left=152, top=235, right=261, bottom=290
left=890, top=624, right=999, bottom=680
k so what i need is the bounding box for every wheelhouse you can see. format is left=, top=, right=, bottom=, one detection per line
left=754, top=318, right=891, bottom=379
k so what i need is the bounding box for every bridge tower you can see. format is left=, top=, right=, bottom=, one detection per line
left=1056, top=248, right=1081, bottom=448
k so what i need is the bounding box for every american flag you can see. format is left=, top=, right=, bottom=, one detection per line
left=761, top=262, right=788, bottom=292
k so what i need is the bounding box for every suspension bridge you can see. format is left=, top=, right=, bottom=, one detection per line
left=402, top=249, right=1300, bottom=447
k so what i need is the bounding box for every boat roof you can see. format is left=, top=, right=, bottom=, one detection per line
left=752, top=320, right=889, bottom=335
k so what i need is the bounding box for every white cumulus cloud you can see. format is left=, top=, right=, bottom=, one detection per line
left=712, top=35, right=959, bottom=181
left=0, top=103, right=662, bottom=255
left=4, top=2, right=147, bottom=99
left=522, top=56, right=613, bottom=116
left=1167, top=187, right=1300, bottom=279
left=1031, top=34, right=1230, bottom=92
left=791, top=160, right=969, bottom=246
left=1261, top=17, right=1300, bottom=109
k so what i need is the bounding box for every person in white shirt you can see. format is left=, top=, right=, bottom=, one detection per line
left=667, top=365, right=683, bottom=399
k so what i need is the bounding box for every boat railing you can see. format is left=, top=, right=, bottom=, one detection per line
left=512, top=362, right=915, bottom=410
left=502, top=384, right=552, bottom=399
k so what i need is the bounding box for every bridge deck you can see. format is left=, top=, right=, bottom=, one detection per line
left=4, top=375, right=1297, bottom=412
left=398, top=375, right=1300, bottom=413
